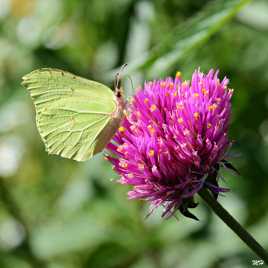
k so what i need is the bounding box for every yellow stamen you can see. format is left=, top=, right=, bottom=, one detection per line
left=150, top=104, right=157, bottom=112
left=165, top=92, right=170, bottom=97
left=176, top=71, right=181, bottom=78
left=194, top=112, right=200, bottom=120
left=193, top=93, right=199, bottom=98
left=119, top=161, right=128, bottom=168
left=149, top=149, right=155, bottom=157
left=147, top=125, right=155, bottom=135
left=202, top=88, right=208, bottom=95
left=208, top=104, right=218, bottom=111
left=207, top=123, right=212, bottom=129
left=173, top=91, right=178, bottom=97
left=169, top=82, right=174, bottom=89
left=178, top=117, right=183, bottom=124
left=160, top=82, right=166, bottom=88
left=119, top=126, right=125, bottom=132
left=144, top=98, right=149, bottom=104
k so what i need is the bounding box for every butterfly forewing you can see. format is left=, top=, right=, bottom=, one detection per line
left=22, top=68, right=118, bottom=161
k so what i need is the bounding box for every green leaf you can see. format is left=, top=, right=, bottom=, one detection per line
left=110, top=0, right=251, bottom=78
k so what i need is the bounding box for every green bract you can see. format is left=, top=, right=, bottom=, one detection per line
left=22, top=68, right=124, bottom=161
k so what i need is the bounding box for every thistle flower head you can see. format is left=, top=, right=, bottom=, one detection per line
left=107, top=69, right=233, bottom=218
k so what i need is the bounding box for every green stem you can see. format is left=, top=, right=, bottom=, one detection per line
left=199, top=188, right=268, bottom=264
left=0, top=177, right=46, bottom=268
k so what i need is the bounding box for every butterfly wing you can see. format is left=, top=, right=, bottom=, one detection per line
left=22, top=68, right=120, bottom=161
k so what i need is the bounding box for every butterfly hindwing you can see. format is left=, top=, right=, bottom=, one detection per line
left=22, top=68, right=118, bottom=161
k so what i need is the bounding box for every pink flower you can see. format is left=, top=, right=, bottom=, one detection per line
left=106, top=69, right=234, bottom=218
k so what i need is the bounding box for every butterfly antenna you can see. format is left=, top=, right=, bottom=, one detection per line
left=115, top=63, right=128, bottom=97
left=126, top=75, right=134, bottom=93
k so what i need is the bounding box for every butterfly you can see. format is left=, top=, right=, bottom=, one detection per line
left=22, top=67, right=126, bottom=161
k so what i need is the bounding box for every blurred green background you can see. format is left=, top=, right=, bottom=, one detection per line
left=0, top=0, right=268, bottom=267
